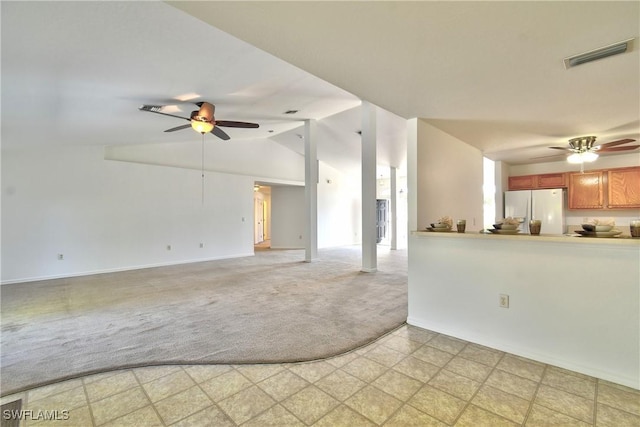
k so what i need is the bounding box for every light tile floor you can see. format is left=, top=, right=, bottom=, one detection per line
left=2, top=325, right=639, bottom=426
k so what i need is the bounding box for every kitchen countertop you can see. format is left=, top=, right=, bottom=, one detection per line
left=412, top=230, right=640, bottom=246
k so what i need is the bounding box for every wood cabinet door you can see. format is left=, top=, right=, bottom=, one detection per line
left=508, top=175, right=536, bottom=190
left=537, top=173, right=566, bottom=189
left=608, top=167, right=640, bottom=208
left=568, top=172, right=604, bottom=209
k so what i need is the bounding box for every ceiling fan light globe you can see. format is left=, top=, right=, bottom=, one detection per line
left=582, top=151, right=598, bottom=162
left=191, top=120, right=214, bottom=134
left=567, top=153, right=583, bottom=164
left=567, top=151, right=599, bottom=164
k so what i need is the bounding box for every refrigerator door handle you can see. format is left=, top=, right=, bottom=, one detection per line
left=526, top=196, right=530, bottom=233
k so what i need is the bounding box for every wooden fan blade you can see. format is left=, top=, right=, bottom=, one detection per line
left=597, top=145, right=640, bottom=152
left=215, top=120, right=259, bottom=128
left=549, top=146, right=572, bottom=151
left=164, top=124, right=192, bottom=133
left=194, top=102, right=215, bottom=121
left=139, top=105, right=190, bottom=121
left=531, top=153, right=567, bottom=160
left=212, top=126, right=230, bottom=140
left=596, top=138, right=636, bottom=149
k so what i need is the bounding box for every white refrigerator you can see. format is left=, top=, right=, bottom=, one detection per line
left=504, top=189, right=566, bottom=234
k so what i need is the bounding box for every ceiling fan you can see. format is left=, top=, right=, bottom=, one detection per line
left=139, top=101, right=259, bottom=140
left=539, top=136, right=638, bottom=164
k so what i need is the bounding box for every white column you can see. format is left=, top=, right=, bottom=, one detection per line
left=390, top=166, right=398, bottom=250
left=361, top=102, right=377, bottom=272
left=304, top=119, right=318, bottom=262
left=407, top=118, right=418, bottom=233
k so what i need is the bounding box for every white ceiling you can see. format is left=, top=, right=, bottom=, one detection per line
left=171, top=1, right=640, bottom=165
left=2, top=1, right=639, bottom=173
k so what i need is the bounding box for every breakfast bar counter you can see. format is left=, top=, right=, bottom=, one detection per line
left=408, top=230, right=640, bottom=389
left=412, top=229, right=640, bottom=245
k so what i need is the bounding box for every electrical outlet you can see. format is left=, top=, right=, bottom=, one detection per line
left=199, top=243, right=204, bottom=248
left=57, top=254, right=64, bottom=260
left=167, top=245, right=172, bottom=251
left=499, top=294, right=509, bottom=308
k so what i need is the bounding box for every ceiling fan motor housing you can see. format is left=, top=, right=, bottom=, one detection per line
left=569, top=136, right=597, bottom=152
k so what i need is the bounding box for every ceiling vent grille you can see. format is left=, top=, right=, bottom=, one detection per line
left=564, top=38, right=635, bottom=69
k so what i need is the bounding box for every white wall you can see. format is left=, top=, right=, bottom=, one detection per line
left=317, top=162, right=361, bottom=248
left=270, top=185, right=306, bottom=249
left=105, top=137, right=305, bottom=182
left=2, top=146, right=256, bottom=283
left=416, top=120, right=484, bottom=231
left=268, top=161, right=361, bottom=250
left=376, top=175, right=409, bottom=249
left=409, top=233, right=640, bottom=389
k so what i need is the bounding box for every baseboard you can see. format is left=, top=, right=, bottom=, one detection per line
left=1, top=252, right=255, bottom=285
left=406, top=316, right=640, bottom=391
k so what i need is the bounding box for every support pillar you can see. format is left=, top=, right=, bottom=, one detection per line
left=390, top=166, right=398, bottom=250
left=304, top=119, right=318, bottom=262
left=361, top=102, right=377, bottom=272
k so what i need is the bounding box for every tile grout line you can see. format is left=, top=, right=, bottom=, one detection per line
left=521, top=363, right=548, bottom=426
left=521, top=364, right=601, bottom=426
left=387, top=332, right=465, bottom=425
left=260, top=364, right=330, bottom=427
left=80, top=377, right=97, bottom=427
left=593, top=378, right=599, bottom=426
left=448, top=346, right=514, bottom=426
left=90, top=369, right=158, bottom=427
left=189, top=377, right=237, bottom=427
left=213, top=365, right=282, bottom=426
left=133, top=367, right=168, bottom=427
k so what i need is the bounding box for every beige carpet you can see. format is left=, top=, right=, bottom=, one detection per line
left=0, top=246, right=407, bottom=396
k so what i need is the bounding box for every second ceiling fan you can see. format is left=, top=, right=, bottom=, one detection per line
left=549, top=135, right=638, bottom=154
left=139, top=101, right=259, bottom=140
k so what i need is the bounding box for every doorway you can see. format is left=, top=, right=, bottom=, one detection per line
left=254, top=185, right=271, bottom=249
left=376, top=199, right=389, bottom=244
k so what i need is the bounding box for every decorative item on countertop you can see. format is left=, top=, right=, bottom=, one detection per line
left=529, top=219, right=542, bottom=235
left=427, top=216, right=453, bottom=232
left=456, top=219, right=466, bottom=233
left=577, top=218, right=621, bottom=238
left=488, top=217, right=521, bottom=235
left=493, top=217, right=520, bottom=230
left=630, top=219, right=640, bottom=238
left=582, top=218, right=615, bottom=232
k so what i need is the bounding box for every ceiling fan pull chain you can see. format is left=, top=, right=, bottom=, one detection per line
left=201, top=132, right=205, bottom=205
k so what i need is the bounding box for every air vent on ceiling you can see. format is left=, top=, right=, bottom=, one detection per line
left=564, top=38, right=635, bottom=69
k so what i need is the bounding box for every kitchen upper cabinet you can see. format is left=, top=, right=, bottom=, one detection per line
left=508, top=175, right=536, bottom=190
left=508, top=173, right=567, bottom=190
left=536, top=173, right=567, bottom=189
left=568, top=171, right=604, bottom=209
left=607, top=167, right=640, bottom=209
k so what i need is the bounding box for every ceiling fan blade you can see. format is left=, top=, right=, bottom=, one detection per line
left=164, top=124, right=192, bottom=133
left=194, top=102, right=215, bottom=121
left=215, top=120, right=259, bottom=128
left=531, top=153, right=567, bottom=160
left=548, top=146, right=572, bottom=151
left=597, top=145, right=640, bottom=152
left=212, top=126, right=230, bottom=141
left=139, top=105, right=190, bottom=121
left=596, top=138, right=636, bottom=149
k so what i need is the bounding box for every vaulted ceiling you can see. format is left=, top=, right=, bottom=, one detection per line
left=2, top=1, right=639, bottom=174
